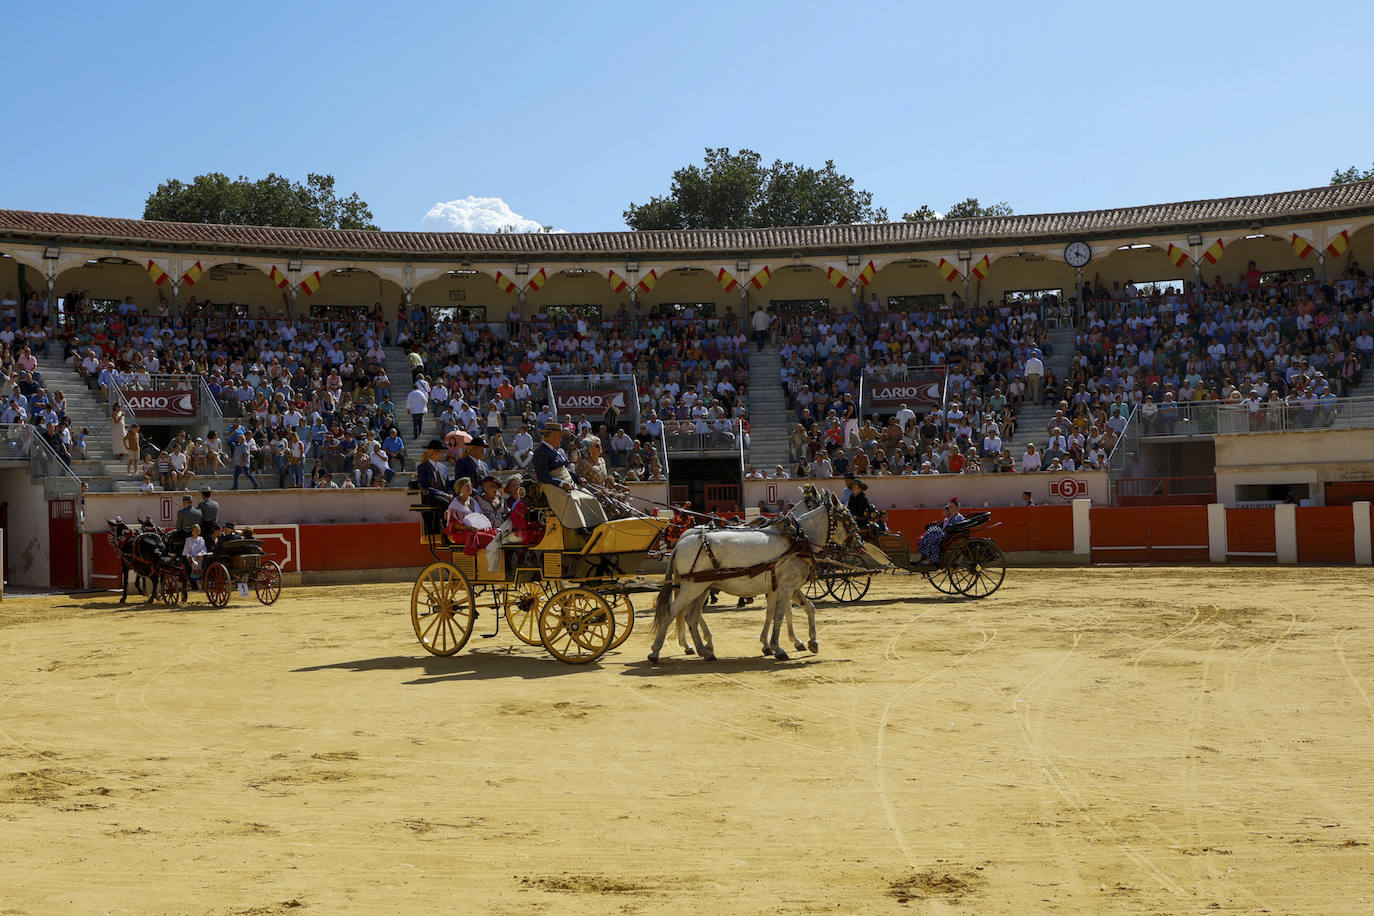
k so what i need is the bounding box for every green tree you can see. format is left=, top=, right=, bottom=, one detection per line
left=1331, top=164, right=1374, bottom=185
left=902, top=198, right=1014, bottom=222
left=624, top=148, right=885, bottom=229
left=143, top=172, right=378, bottom=230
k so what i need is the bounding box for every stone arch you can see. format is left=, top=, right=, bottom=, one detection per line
left=412, top=268, right=519, bottom=323
left=308, top=267, right=405, bottom=319
left=52, top=257, right=170, bottom=316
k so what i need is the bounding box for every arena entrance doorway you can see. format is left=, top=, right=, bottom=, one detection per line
left=668, top=456, right=742, bottom=515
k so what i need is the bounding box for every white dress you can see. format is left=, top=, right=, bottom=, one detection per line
left=112, top=411, right=128, bottom=459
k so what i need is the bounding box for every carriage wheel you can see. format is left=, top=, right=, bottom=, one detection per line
left=949, top=538, right=1006, bottom=599
left=204, top=563, right=232, bottom=608
left=802, top=574, right=829, bottom=601
left=410, top=562, right=476, bottom=657
left=159, top=568, right=185, bottom=606
left=502, top=580, right=549, bottom=646
left=605, top=592, right=635, bottom=651
left=538, top=587, right=615, bottom=665
left=253, top=560, right=283, bottom=606
left=929, top=557, right=963, bottom=595
left=827, top=572, right=871, bottom=603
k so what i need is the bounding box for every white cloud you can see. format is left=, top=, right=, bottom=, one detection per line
left=420, top=195, right=561, bottom=233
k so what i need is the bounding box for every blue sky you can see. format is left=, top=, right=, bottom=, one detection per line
left=4, top=1, right=1371, bottom=232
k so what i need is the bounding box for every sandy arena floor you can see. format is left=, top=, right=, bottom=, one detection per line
left=2, top=568, right=1374, bottom=914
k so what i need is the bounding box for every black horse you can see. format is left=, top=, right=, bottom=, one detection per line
left=106, top=517, right=179, bottom=604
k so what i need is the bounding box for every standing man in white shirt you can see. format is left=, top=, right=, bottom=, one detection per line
left=1024, top=349, right=1045, bottom=404
left=406, top=379, right=429, bottom=440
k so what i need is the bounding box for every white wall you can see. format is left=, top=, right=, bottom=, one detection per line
left=743, top=471, right=1108, bottom=511
left=1, top=468, right=51, bottom=588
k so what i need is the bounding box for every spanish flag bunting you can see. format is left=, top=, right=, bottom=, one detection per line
left=269, top=266, right=290, bottom=289
left=1201, top=238, right=1225, bottom=264
left=937, top=258, right=962, bottom=283
left=1325, top=229, right=1350, bottom=259
left=525, top=268, right=547, bottom=292
left=716, top=267, right=739, bottom=293
left=146, top=259, right=169, bottom=286
left=858, top=260, right=877, bottom=286
left=1289, top=234, right=1315, bottom=260
left=299, top=270, right=323, bottom=296
left=825, top=267, right=849, bottom=289
left=494, top=271, right=518, bottom=295
left=608, top=270, right=629, bottom=293
left=748, top=266, right=772, bottom=290
left=1165, top=243, right=1190, bottom=268
left=970, top=255, right=991, bottom=281
left=180, top=260, right=203, bottom=287
left=635, top=268, right=659, bottom=294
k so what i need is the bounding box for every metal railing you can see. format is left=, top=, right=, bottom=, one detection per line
left=1138, top=396, right=1374, bottom=438
left=1114, top=475, right=1217, bottom=503
left=116, top=373, right=222, bottom=423
left=661, top=417, right=749, bottom=453
left=9, top=424, right=84, bottom=489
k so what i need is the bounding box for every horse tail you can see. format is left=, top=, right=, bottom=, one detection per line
left=651, top=576, right=678, bottom=648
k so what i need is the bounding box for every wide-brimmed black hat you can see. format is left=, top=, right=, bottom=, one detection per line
left=424, top=438, right=445, bottom=451
left=848, top=478, right=868, bottom=490
left=467, top=436, right=487, bottom=448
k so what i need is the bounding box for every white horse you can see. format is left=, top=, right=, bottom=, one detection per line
left=674, top=590, right=818, bottom=660
left=649, top=491, right=860, bottom=663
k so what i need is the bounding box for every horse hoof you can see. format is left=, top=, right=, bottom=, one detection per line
left=794, top=641, right=805, bottom=652
left=684, top=647, right=696, bottom=656
left=760, top=646, right=771, bottom=656
left=774, top=650, right=790, bottom=661
left=647, top=654, right=659, bottom=666
left=702, top=652, right=716, bottom=662
left=808, top=640, right=819, bottom=653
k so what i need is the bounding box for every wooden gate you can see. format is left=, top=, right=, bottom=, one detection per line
left=49, top=499, right=80, bottom=589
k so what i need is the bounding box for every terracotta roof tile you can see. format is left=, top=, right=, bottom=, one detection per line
left=2, top=181, right=1372, bottom=260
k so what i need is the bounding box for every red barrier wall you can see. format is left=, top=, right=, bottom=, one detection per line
left=1296, top=507, right=1355, bottom=564
left=1225, top=508, right=1276, bottom=560
left=1090, top=506, right=1209, bottom=563
left=884, top=506, right=1073, bottom=553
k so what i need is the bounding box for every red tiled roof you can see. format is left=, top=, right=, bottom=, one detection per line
left=2, top=181, right=1372, bottom=260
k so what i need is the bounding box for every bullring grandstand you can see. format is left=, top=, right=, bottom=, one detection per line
left=3, top=179, right=1374, bottom=589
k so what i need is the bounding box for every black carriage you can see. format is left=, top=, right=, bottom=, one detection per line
left=201, top=533, right=283, bottom=608
left=803, top=511, right=1006, bottom=600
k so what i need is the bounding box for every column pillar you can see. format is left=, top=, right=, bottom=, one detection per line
left=1353, top=501, right=1371, bottom=566
left=1274, top=503, right=1298, bottom=564
left=1207, top=503, right=1226, bottom=563
left=1072, top=498, right=1091, bottom=556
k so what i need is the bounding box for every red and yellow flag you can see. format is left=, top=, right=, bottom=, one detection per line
left=716, top=267, right=739, bottom=293
left=970, top=255, right=991, bottom=281
left=608, top=270, right=629, bottom=293
left=858, top=260, right=876, bottom=286
left=1201, top=238, right=1225, bottom=264
left=636, top=268, right=658, bottom=294
left=748, top=266, right=772, bottom=290
left=494, top=271, right=518, bottom=294
left=1165, top=243, right=1190, bottom=268
left=146, top=260, right=169, bottom=286
left=937, top=258, right=962, bottom=283
left=525, top=268, right=547, bottom=293
left=1325, top=229, right=1350, bottom=259
left=1291, top=234, right=1315, bottom=260
left=269, top=266, right=290, bottom=289
left=299, top=270, right=323, bottom=296
left=180, top=260, right=203, bottom=287
left=825, top=267, right=849, bottom=289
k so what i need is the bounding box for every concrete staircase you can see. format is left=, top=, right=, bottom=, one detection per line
left=744, top=343, right=790, bottom=472
left=31, top=352, right=128, bottom=492
left=386, top=345, right=429, bottom=442
left=1001, top=324, right=1078, bottom=459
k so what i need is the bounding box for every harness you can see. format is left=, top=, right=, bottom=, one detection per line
left=678, top=513, right=819, bottom=590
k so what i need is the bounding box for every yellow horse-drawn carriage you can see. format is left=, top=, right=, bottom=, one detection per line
left=408, top=500, right=668, bottom=664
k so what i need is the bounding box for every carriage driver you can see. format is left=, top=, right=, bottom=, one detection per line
left=532, top=419, right=607, bottom=532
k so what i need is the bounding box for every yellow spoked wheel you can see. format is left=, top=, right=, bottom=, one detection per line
left=605, top=592, right=635, bottom=651
left=538, top=587, right=615, bottom=665
left=410, top=562, right=476, bottom=657
left=503, top=580, right=550, bottom=646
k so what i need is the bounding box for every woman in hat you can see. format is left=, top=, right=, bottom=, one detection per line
left=443, top=477, right=496, bottom=555
left=918, top=497, right=965, bottom=564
